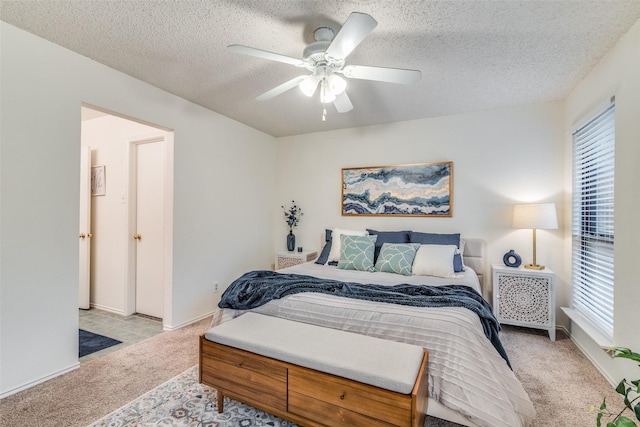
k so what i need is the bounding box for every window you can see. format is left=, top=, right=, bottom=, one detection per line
left=571, top=99, right=615, bottom=341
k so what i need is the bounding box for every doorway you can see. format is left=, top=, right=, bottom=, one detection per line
left=80, top=105, right=174, bottom=329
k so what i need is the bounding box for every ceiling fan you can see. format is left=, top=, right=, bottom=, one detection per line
left=228, top=12, right=422, bottom=118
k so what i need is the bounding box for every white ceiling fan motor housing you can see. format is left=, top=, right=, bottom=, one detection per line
left=302, top=27, right=344, bottom=73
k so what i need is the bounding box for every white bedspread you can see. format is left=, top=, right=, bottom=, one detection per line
left=211, top=263, right=535, bottom=427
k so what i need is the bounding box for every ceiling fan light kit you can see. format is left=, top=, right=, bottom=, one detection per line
left=326, top=74, right=347, bottom=96
left=228, top=12, right=421, bottom=119
left=299, top=74, right=319, bottom=97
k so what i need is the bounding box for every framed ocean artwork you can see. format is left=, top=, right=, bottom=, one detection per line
left=341, top=161, right=453, bottom=217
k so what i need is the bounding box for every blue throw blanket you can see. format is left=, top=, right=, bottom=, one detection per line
left=219, top=270, right=511, bottom=368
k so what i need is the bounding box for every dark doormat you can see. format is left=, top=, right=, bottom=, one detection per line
left=79, top=329, right=122, bottom=357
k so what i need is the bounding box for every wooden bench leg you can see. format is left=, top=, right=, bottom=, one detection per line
left=217, top=390, right=224, bottom=413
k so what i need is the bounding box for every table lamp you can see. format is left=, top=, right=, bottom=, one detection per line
left=512, top=203, right=558, bottom=270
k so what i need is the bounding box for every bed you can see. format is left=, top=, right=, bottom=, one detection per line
left=210, top=230, right=536, bottom=427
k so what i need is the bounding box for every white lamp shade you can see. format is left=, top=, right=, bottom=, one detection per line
left=299, top=75, right=319, bottom=97
left=512, top=203, right=558, bottom=229
left=327, top=74, right=347, bottom=95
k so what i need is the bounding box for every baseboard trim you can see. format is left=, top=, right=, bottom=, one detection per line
left=0, top=362, right=80, bottom=399
left=557, top=324, right=569, bottom=336
left=560, top=324, right=617, bottom=387
left=163, top=311, right=214, bottom=331
left=89, top=303, right=126, bottom=316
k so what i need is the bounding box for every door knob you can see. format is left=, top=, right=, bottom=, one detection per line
left=133, top=234, right=142, bottom=240
left=79, top=233, right=86, bottom=239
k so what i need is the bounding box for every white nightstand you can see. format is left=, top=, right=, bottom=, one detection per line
left=492, top=264, right=556, bottom=341
left=275, top=250, right=318, bottom=270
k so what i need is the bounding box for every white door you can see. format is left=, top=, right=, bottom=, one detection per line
left=133, top=139, right=165, bottom=318
left=79, top=146, right=91, bottom=309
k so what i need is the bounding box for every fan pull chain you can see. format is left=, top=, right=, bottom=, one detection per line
left=322, top=107, right=327, bottom=122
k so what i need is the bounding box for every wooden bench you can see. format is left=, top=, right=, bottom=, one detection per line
left=199, top=312, right=429, bottom=427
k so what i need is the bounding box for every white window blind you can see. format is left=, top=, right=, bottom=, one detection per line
left=571, top=101, right=615, bottom=340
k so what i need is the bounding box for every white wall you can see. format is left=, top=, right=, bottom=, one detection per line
left=563, top=18, right=640, bottom=382
left=0, top=22, right=276, bottom=397
left=275, top=101, right=565, bottom=299
left=81, top=115, right=164, bottom=314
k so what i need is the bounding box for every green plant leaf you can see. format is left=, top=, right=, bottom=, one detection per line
left=599, top=347, right=640, bottom=426
left=613, top=416, right=637, bottom=427
left=634, top=401, right=640, bottom=421
left=602, top=398, right=609, bottom=410
left=613, top=347, right=640, bottom=365
left=617, top=381, right=628, bottom=395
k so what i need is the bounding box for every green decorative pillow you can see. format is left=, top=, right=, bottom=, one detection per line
left=374, top=243, right=421, bottom=275
left=337, top=234, right=377, bottom=272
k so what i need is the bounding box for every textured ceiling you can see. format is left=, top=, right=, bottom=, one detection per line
left=2, top=1, right=640, bottom=137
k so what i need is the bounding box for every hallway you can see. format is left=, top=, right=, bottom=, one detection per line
left=79, top=308, right=163, bottom=362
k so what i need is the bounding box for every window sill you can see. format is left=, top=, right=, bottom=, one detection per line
left=561, top=307, right=614, bottom=349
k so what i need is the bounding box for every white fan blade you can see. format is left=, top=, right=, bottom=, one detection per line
left=228, top=44, right=304, bottom=67
left=333, top=91, right=353, bottom=113
left=255, top=75, right=307, bottom=101
left=342, top=65, right=422, bottom=84
left=325, top=12, right=377, bottom=62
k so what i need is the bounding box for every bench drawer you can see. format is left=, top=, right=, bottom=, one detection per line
left=201, top=340, right=287, bottom=381
left=289, top=390, right=395, bottom=427
left=200, top=340, right=287, bottom=411
left=288, top=365, right=412, bottom=426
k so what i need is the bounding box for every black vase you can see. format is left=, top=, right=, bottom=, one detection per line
left=287, top=230, right=295, bottom=252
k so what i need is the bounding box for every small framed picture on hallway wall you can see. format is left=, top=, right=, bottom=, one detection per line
left=91, top=165, right=106, bottom=196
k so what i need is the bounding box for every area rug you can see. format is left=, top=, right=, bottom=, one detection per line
left=88, top=366, right=460, bottom=427
left=89, top=366, right=297, bottom=426
left=79, top=329, right=122, bottom=357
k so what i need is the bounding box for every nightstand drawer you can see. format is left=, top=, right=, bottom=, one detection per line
left=495, top=273, right=552, bottom=325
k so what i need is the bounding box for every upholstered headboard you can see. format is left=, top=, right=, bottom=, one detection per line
left=461, top=238, right=486, bottom=292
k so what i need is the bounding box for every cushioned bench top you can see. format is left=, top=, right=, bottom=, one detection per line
left=204, top=312, right=425, bottom=394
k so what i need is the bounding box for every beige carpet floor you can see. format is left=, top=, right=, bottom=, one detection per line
left=0, top=317, right=211, bottom=427
left=0, top=319, right=625, bottom=427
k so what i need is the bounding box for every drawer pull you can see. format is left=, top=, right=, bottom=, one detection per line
left=237, top=362, right=243, bottom=368
left=340, top=393, right=345, bottom=400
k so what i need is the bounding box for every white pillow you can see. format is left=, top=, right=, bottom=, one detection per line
left=412, top=244, right=458, bottom=278
left=328, top=228, right=368, bottom=262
